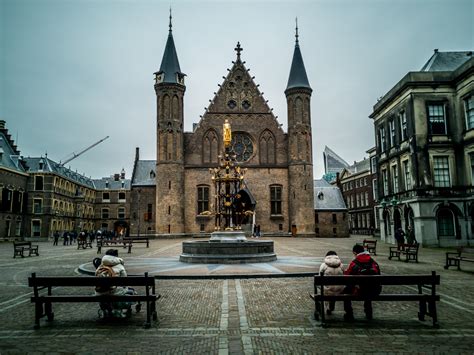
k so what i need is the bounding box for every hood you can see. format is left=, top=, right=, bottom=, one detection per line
left=355, top=251, right=372, bottom=263
left=101, top=255, right=123, bottom=267
left=324, top=254, right=342, bottom=268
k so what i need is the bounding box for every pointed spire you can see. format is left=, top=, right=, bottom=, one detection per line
left=169, top=7, right=172, bottom=33
left=155, top=9, right=185, bottom=84
left=295, top=17, right=299, bottom=45
left=286, top=20, right=311, bottom=92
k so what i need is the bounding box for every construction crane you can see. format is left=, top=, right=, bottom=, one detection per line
left=59, top=136, right=110, bottom=166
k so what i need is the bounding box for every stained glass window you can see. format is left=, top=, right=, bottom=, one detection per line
left=230, top=133, right=253, bottom=162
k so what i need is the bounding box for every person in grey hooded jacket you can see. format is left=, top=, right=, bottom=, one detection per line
left=318, top=251, right=345, bottom=315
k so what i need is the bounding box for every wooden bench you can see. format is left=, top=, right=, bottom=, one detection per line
left=444, top=247, right=474, bottom=270
left=309, top=272, right=440, bottom=327
left=28, top=272, right=159, bottom=329
left=363, top=239, right=377, bottom=255
left=77, top=238, right=93, bottom=250
left=389, top=243, right=419, bottom=262
left=124, top=237, right=150, bottom=248
left=97, top=238, right=132, bottom=254
left=13, top=241, right=39, bottom=258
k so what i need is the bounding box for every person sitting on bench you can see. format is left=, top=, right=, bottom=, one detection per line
left=95, top=249, right=135, bottom=296
left=318, top=250, right=345, bottom=315
left=343, top=244, right=381, bottom=321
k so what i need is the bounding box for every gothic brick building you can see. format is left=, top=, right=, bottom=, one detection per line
left=131, top=19, right=315, bottom=237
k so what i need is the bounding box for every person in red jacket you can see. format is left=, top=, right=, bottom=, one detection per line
left=343, top=244, right=381, bottom=321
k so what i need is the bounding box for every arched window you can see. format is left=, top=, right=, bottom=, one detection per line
left=203, top=130, right=218, bottom=163
left=295, top=97, right=303, bottom=123
left=437, top=208, right=455, bottom=237
left=259, top=130, right=275, bottom=164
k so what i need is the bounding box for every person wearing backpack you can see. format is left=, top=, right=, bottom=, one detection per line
left=343, top=244, right=381, bottom=321
left=95, top=249, right=132, bottom=296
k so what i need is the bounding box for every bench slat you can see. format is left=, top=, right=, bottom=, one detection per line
left=31, top=295, right=157, bottom=302
left=28, top=276, right=154, bottom=287
left=310, top=294, right=440, bottom=301
left=314, top=274, right=440, bottom=286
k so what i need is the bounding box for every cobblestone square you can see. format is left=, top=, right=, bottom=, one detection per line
left=0, top=236, right=473, bottom=354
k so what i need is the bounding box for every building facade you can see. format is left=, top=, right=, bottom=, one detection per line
left=370, top=50, right=474, bottom=247
left=314, top=179, right=349, bottom=238
left=93, top=170, right=131, bottom=236
left=22, top=157, right=97, bottom=238
left=131, top=19, right=316, bottom=237
left=0, top=121, right=28, bottom=238
left=337, top=149, right=377, bottom=236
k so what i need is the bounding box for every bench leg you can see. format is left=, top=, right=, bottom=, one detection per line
left=143, top=300, right=151, bottom=329
left=45, top=302, right=54, bottom=321
left=34, top=302, right=43, bottom=329
left=418, top=300, right=426, bottom=321
left=428, top=300, right=439, bottom=327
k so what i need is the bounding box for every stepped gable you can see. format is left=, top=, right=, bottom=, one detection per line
left=204, top=43, right=277, bottom=120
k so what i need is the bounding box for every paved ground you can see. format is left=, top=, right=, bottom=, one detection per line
left=0, top=236, right=473, bottom=354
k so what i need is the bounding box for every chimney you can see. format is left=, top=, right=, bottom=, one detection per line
left=135, top=147, right=140, bottom=161
left=120, top=168, right=125, bottom=179
left=114, top=173, right=120, bottom=181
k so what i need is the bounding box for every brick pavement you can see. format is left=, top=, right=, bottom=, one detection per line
left=0, top=236, right=473, bottom=354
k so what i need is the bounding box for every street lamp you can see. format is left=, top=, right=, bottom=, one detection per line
left=137, top=189, right=141, bottom=237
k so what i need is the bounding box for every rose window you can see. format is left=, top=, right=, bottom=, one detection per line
left=230, top=133, right=253, bottom=162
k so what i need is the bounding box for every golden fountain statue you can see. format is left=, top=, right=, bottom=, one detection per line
left=210, top=119, right=247, bottom=233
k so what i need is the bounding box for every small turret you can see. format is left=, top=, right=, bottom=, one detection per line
left=154, top=9, right=186, bottom=85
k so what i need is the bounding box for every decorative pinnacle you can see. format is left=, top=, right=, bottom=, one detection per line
left=234, top=42, right=243, bottom=60
left=295, top=17, right=299, bottom=44
left=169, top=7, right=172, bottom=32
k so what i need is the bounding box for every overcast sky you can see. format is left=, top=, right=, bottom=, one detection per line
left=1, top=0, right=472, bottom=180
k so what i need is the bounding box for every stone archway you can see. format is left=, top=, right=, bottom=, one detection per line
left=114, top=220, right=129, bottom=238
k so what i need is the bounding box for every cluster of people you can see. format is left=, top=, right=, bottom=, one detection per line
left=395, top=225, right=416, bottom=249
left=319, top=243, right=381, bottom=321
left=52, top=230, right=99, bottom=246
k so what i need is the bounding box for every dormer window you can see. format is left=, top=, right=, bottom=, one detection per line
left=121, top=181, right=125, bottom=189
left=105, top=180, right=109, bottom=189
left=39, top=161, right=44, bottom=170
left=149, top=170, right=156, bottom=179
left=317, top=191, right=324, bottom=200
left=155, top=72, right=164, bottom=84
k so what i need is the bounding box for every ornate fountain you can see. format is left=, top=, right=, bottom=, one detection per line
left=180, top=120, right=276, bottom=263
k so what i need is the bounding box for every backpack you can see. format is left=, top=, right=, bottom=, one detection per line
left=95, top=264, right=117, bottom=293
left=353, top=259, right=382, bottom=296
left=353, top=259, right=380, bottom=275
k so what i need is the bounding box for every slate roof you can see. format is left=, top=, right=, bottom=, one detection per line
left=286, top=31, right=311, bottom=91
left=93, top=177, right=131, bottom=190
left=23, top=157, right=95, bottom=188
left=155, top=18, right=185, bottom=84
left=132, top=160, right=156, bottom=186
left=421, top=50, right=473, bottom=72
left=314, top=179, right=347, bottom=211
left=0, top=132, right=27, bottom=174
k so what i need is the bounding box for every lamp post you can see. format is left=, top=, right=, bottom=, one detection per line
left=137, top=189, right=141, bottom=237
